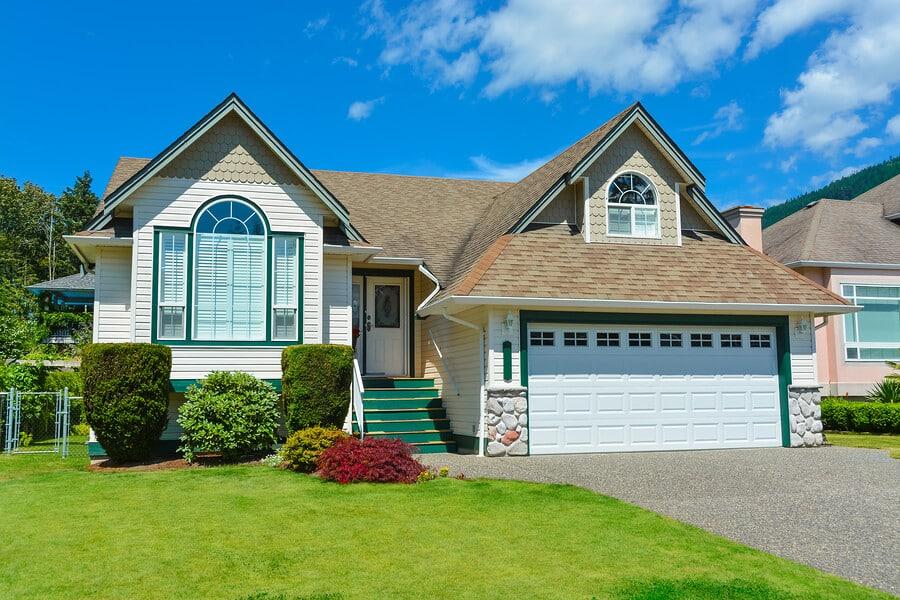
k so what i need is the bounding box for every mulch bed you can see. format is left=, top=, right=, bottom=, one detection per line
left=88, top=454, right=263, bottom=472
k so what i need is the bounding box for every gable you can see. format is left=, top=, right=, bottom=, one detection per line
left=159, top=112, right=300, bottom=185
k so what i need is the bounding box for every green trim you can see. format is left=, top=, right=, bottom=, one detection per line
left=502, top=340, right=512, bottom=382
left=169, top=378, right=282, bottom=393
left=152, top=226, right=304, bottom=347
left=353, top=268, right=416, bottom=377
left=518, top=311, right=793, bottom=453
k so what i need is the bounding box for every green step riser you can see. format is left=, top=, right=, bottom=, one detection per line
left=363, top=409, right=447, bottom=420
left=362, top=399, right=444, bottom=409
left=362, top=378, right=435, bottom=389
left=354, top=419, right=450, bottom=433
left=411, top=443, right=456, bottom=454
left=365, top=431, right=452, bottom=443
left=363, top=388, right=440, bottom=399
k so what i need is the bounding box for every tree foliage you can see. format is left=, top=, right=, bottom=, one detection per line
left=763, top=155, right=900, bottom=228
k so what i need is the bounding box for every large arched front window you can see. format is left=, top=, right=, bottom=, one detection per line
left=154, top=196, right=302, bottom=344
left=606, top=173, right=659, bottom=238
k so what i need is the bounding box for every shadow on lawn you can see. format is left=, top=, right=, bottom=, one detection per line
left=239, top=594, right=342, bottom=600
left=610, top=578, right=796, bottom=600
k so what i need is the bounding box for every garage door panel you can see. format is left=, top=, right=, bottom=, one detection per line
left=528, top=323, right=782, bottom=454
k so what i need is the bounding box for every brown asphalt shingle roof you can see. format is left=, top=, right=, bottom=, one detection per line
left=454, top=224, right=846, bottom=306
left=854, top=173, right=900, bottom=219
left=763, top=199, right=900, bottom=265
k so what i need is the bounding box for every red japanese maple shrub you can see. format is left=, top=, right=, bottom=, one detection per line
left=316, top=436, right=426, bottom=484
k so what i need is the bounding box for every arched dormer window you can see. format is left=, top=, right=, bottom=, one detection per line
left=154, top=196, right=303, bottom=344
left=606, top=173, right=659, bottom=238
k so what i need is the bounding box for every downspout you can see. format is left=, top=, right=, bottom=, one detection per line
left=441, top=309, right=486, bottom=457
left=416, top=264, right=441, bottom=313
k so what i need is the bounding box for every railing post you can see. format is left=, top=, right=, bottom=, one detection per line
left=3, top=388, right=12, bottom=453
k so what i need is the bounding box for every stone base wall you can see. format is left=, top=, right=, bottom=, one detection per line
left=484, top=385, right=528, bottom=457
left=788, top=385, right=824, bottom=447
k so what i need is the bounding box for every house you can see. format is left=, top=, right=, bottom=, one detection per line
left=763, top=178, right=900, bottom=397
left=27, top=271, right=94, bottom=345
left=66, top=93, right=853, bottom=458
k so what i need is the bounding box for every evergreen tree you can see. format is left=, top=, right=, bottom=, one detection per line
left=56, top=171, right=99, bottom=275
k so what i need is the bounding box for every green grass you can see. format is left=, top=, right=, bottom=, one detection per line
left=0, top=449, right=890, bottom=600
left=827, top=431, right=900, bottom=458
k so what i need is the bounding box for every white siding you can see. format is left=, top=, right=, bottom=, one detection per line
left=93, top=246, right=133, bottom=342
left=421, top=308, right=485, bottom=437
left=131, top=177, right=328, bottom=378
left=487, top=308, right=521, bottom=386
left=323, top=254, right=352, bottom=345
left=789, top=313, right=818, bottom=385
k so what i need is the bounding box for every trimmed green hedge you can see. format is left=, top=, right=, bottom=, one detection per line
left=821, top=399, right=900, bottom=434
left=82, top=343, right=171, bottom=462
left=282, top=344, right=353, bottom=433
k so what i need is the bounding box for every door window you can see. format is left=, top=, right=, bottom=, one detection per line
left=374, top=285, right=401, bottom=328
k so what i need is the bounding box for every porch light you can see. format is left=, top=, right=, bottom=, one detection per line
left=504, top=311, right=516, bottom=333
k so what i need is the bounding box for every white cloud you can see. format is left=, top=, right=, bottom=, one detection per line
left=745, top=0, right=851, bottom=58
left=887, top=115, right=900, bottom=140
left=809, top=164, right=862, bottom=188
left=304, top=15, right=330, bottom=37
left=690, top=84, right=711, bottom=99
left=449, top=153, right=555, bottom=181
left=333, top=56, right=359, bottom=67
left=692, top=100, right=744, bottom=145
left=846, top=137, right=882, bottom=157
left=763, top=1, right=900, bottom=153
left=347, top=97, right=384, bottom=121
left=779, top=154, right=798, bottom=173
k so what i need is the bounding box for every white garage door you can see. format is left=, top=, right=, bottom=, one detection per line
left=527, top=324, right=782, bottom=454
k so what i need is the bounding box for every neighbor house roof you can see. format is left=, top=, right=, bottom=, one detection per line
left=763, top=199, right=900, bottom=266
left=853, top=173, right=900, bottom=220
left=26, top=272, right=95, bottom=292
left=434, top=224, right=847, bottom=307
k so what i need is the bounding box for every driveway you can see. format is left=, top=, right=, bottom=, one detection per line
left=425, top=446, right=900, bottom=594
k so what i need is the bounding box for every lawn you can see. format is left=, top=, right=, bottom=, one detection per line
left=827, top=431, right=900, bottom=458
left=0, top=448, right=890, bottom=600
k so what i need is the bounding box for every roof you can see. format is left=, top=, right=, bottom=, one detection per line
left=853, top=173, right=900, bottom=219
left=441, top=224, right=847, bottom=307
left=27, top=272, right=95, bottom=292
left=100, top=157, right=150, bottom=204
left=763, top=199, right=900, bottom=265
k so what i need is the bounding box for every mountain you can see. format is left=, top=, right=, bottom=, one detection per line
left=762, top=155, right=900, bottom=228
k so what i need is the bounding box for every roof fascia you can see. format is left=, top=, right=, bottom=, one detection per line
left=88, top=94, right=365, bottom=242
left=784, top=260, right=900, bottom=270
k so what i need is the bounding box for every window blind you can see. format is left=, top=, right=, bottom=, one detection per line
left=158, top=232, right=186, bottom=339
left=272, top=236, right=298, bottom=340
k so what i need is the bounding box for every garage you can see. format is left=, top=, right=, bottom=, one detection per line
left=526, top=323, right=783, bottom=454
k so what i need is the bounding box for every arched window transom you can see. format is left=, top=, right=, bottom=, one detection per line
left=606, top=173, right=659, bottom=238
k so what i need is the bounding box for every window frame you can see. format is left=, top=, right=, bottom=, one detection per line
left=659, top=332, right=682, bottom=347
left=529, top=331, right=555, bottom=347
left=840, top=283, right=900, bottom=362
left=596, top=332, right=620, bottom=347
left=690, top=333, right=713, bottom=348
left=720, top=333, right=743, bottom=348
left=628, top=331, right=652, bottom=347
left=150, top=196, right=304, bottom=347
left=563, top=331, right=588, bottom=347
left=605, top=172, right=660, bottom=239
left=749, top=333, right=771, bottom=348
left=156, top=231, right=188, bottom=341
left=271, top=236, right=300, bottom=341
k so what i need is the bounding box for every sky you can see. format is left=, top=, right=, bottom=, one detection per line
left=2, top=0, right=900, bottom=209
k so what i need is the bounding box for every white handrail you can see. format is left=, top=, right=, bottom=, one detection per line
left=351, top=358, right=365, bottom=440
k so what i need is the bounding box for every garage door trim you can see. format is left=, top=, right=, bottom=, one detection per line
left=519, top=311, right=793, bottom=454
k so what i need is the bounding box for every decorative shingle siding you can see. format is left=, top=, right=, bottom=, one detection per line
left=585, top=124, right=680, bottom=245
left=159, top=113, right=300, bottom=185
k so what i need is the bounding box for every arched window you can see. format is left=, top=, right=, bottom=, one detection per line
left=606, top=173, right=659, bottom=238
left=193, top=199, right=268, bottom=340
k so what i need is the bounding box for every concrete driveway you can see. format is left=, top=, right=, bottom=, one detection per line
left=425, top=446, right=900, bottom=594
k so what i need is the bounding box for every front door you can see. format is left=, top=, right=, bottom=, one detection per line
left=364, top=276, right=407, bottom=375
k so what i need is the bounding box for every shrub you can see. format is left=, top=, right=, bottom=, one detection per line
left=178, top=371, right=280, bottom=462
left=282, top=426, right=348, bottom=472
left=281, top=344, right=353, bottom=432
left=71, top=423, right=90, bottom=437
left=317, top=437, right=426, bottom=484
left=867, top=378, right=900, bottom=403
left=821, top=399, right=900, bottom=434
left=82, top=343, right=171, bottom=462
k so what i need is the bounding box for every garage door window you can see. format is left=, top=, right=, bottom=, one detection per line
left=530, top=331, right=555, bottom=346
left=690, top=333, right=713, bottom=347
left=659, top=332, right=682, bottom=347
left=720, top=333, right=743, bottom=348
left=750, top=333, right=771, bottom=348
left=628, top=332, right=652, bottom=347
left=563, top=331, right=588, bottom=346
left=597, top=332, right=620, bottom=347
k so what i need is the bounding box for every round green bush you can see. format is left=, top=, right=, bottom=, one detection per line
left=281, top=344, right=353, bottom=432
left=281, top=426, right=348, bottom=472
left=178, top=371, right=280, bottom=462
left=82, top=343, right=171, bottom=462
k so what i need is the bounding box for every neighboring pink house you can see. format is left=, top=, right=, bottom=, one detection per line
left=761, top=176, right=900, bottom=397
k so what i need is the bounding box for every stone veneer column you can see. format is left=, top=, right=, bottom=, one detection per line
left=484, top=385, right=528, bottom=457
left=788, top=385, right=824, bottom=447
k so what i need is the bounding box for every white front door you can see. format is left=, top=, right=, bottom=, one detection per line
left=364, top=276, right=407, bottom=375
left=527, top=324, right=782, bottom=454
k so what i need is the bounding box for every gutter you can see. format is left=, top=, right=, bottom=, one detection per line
left=783, top=260, right=900, bottom=270
left=440, top=310, right=486, bottom=457
left=416, top=264, right=441, bottom=313
left=323, top=243, right=382, bottom=260
left=421, top=295, right=859, bottom=317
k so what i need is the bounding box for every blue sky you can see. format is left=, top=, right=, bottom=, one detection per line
left=2, top=0, right=899, bottom=209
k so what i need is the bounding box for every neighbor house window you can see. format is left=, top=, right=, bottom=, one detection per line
left=153, top=196, right=303, bottom=344
left=841, top=284, right=900, bottom=361
left=606, top=173, right=658, bottom=238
